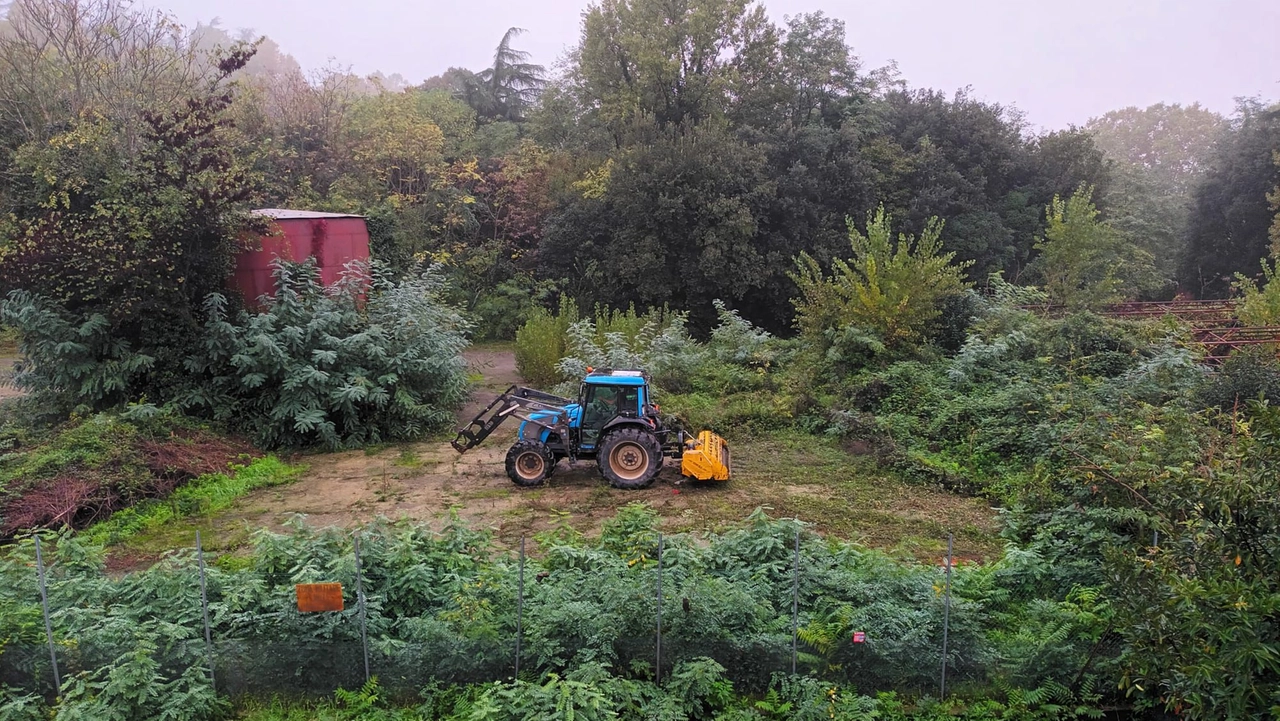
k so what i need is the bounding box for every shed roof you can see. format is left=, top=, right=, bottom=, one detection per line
left=251, top=208, right=366, bottom=220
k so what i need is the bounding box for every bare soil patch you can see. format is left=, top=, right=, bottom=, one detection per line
left=0, top=342, right=20, bottom=401
left=161, top=343, right=1000, bottom=562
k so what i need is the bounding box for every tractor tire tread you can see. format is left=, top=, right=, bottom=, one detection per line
left=597, top=427, right=663, bottom=489
left=505, top=440, right=554, bottom=487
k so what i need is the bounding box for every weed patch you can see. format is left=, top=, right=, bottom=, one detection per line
left=0, top=414, right=254, bottom=537
left=83, top=456, right=301, bottom=545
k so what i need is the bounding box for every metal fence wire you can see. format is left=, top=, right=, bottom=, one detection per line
left=1, top=526, right=1122, bottom=705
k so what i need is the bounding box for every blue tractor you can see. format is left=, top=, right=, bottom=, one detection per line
left=451, top=369, right=731, bottom=489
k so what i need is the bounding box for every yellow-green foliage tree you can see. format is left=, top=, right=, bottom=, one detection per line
left=1033, top=185, right=1152, bottom=310
left=335, top=90, right=448, bottom=202
left=790, top=206, right=971, bottom=349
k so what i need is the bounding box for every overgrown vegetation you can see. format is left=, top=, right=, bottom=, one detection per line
left=1031, top=186, right=1156, bottom=308
left=513, top=295, right=792, bottom=433
left=791, top=208, right=970, bottom=350
left=1, top=0, right=1279, bottom=717
left=1, top=506, right=1117, bottom=720
left=182, top=260, right=470, bottom=449
left=0, top=413, right=257, bottom=539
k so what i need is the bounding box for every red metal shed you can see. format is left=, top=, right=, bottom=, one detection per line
left=232, top=209, right=371, bottom=305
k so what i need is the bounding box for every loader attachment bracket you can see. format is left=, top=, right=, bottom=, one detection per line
left=451, top=385, right=573, bottom=454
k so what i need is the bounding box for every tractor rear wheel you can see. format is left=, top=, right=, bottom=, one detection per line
left=598, top=427, right=663, bottom=489
left=506, top=440, right=554, bottom=487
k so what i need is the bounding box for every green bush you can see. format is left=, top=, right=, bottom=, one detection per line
left=0, top=291, right=155, bottom=414
left=514, top=296, right=580, bottom=387
left=818, top=300, right=1194, bottom=504
left=1194, top=346, right=1280, bottom=409
left=181, top=260, right=470, bottom=449
left=790, top=207, right=971, bottom=351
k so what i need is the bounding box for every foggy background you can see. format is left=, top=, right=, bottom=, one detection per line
left=154, top=0, right=1280, bottom=130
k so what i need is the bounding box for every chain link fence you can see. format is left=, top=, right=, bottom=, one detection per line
left=0, top=524, right=1124, bottom=707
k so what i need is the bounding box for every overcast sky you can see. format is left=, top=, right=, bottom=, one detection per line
left=155, top=0, right=1280, bottom=131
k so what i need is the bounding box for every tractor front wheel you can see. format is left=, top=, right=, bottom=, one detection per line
left=506, top=440, right=554, bottom=487
left=598, top=427, right=663, bottom=489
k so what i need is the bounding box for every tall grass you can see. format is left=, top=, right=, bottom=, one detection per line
left=515, top=296, right=580, bottom=387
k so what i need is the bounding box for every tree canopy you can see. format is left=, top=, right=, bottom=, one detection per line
left=0, top=0, right=1276, bottom=341
left=1180, top=100, right=1280, bottom=297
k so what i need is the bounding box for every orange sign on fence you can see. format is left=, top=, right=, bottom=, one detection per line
left=296, top=583, right=344, bottom=612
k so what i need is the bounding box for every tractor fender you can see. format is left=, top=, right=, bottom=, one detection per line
left=600, top=416, right=656, bottom=437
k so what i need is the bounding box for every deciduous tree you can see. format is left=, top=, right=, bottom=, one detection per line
left=791, top=206, right=971, bottom=349
left=1032, top=186, right=1152, bottom=309
left=1180, top=100, right=1280, bottom=297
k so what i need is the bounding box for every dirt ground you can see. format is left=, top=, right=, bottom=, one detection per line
left=127, top=344, right=999, bottom=563
left=0, top=340, right=20, bottom=401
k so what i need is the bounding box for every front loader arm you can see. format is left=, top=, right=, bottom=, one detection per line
left=451, top=385, right=574, bottom=454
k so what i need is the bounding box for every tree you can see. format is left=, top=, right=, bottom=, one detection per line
left=480, top=27, right=545, bottom=122
left=575, top=0, right=777, bottom=132
left=1032, top=185, right=1152, bottom=309
left=1233, top=161, right=1280, bottom=327
left=1087, top=103, right=1225, bottom=195
left=790, top=206, right=971, bottom=349
left=1180, top=100, right=1280, bottom=297
left=0, top=45, right=264, bottom=406
left=0, top=0, right=210, bottom=219
left=1271, top=150, right=1280, bottom=253
left=426, top=29, right=545, bottom=123
left=334, top=90, right=447, bottom=202
left=540, top=122, right=774, bottom=326
left=1087, top=103, right=1226, bottom=290
left=866, top=90, right=1110, bottom=283
left=775, top=12, right=861, bottom=126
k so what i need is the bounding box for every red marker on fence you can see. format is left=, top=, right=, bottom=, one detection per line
left=852, top=631, right=865, bottom=643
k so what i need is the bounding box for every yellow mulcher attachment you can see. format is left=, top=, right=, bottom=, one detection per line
left=679, top=430, right=732, bottom=481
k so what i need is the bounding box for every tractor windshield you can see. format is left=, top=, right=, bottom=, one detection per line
left=582, top=385, right=640, bottom=429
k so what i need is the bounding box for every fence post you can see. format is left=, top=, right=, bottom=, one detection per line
left=940, top=533, right=954, bottom=699
left=1153, top=530, right=1159, bottom=547
left=655, top=532, right=663, bottom=685
left=353, top=533, right=371, bottom=685
left=791, top=529, right=800, bottom=675
left=33, top=535, right=61, bottom=695
left=515, top=536, right=525, bottom=678
left=196, top=531, right=215, bottom=690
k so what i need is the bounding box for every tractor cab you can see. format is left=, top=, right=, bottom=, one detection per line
left=578, top=369, right=649, bottom=449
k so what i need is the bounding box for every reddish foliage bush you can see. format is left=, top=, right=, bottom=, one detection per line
left=139, top=429, right=255, bottom=483
left=1, top=476, right=114, bottom=535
